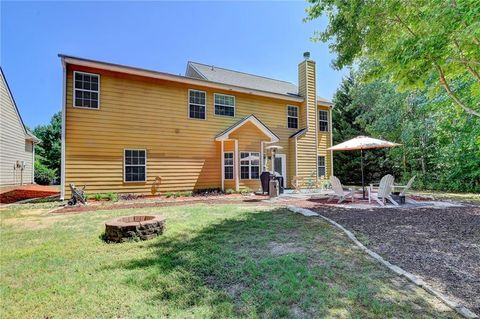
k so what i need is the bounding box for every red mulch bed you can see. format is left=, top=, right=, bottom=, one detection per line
left=0, top=185, right=59, bottom=204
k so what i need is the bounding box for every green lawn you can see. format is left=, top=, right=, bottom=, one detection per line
left=0, top=202, right=457, bottom=318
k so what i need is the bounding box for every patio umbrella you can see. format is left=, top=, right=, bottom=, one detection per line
left=328, top=136, right=401, bottom=199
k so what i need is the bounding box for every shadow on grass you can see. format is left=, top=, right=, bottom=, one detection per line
left=104, top=207, right=455, bottom=319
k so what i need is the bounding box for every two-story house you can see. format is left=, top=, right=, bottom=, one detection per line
left=59, top=52, right=333, bottom=199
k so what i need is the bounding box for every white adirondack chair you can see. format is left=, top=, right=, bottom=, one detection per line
left=328, top=176, right=354, bottom=204
left=368, top=174, right=398, bottom=206
left=397, top=176, right=416, bottom=197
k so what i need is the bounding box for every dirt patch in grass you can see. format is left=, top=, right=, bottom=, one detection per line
left=2, top=208, right=68, bottom=230
left=310, top=205, right=480, bottom=315
left=51, top=196, right=272, bottom=214
left=267, top=242, right=306, bottom=256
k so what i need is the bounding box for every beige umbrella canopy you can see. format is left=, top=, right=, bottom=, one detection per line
left=328, top=136, right=402, bottom=198
left=328, top=136, right=401, bottom=151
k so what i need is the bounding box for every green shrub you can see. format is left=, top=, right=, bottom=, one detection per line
left=34, top=160, right=57, bottom=185
left=240, top=187, right=252, bottom=195
left=165, top=192, right=175, bottom=198
left=225, top=188, right=235, bottom=195
left=105, top=192, right=118, bottom=202
left=94, top=193, right=102, bottom=201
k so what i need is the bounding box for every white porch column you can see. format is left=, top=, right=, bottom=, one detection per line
left=221, top=140, right=224, bottom=191
left=260, top=141, right=264, bottom=172
left=234, top=139, right=239, bottom=192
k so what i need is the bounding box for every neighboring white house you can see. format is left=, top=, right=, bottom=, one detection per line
left=0, top=67, right=39, bottom=186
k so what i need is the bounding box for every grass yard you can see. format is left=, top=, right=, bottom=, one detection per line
left=0, top=203, right=458, bottom=318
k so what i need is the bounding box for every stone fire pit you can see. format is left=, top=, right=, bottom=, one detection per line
left=104, top=215, right=165, bottom=243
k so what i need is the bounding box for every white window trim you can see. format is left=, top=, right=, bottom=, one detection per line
left=73, top=71, right=100, bottom=110
left=223, top=152, right=234, bottom=180
left=214, top=93, right=236, bottom=117
left=319, top=110, right=329, bottom=132
left=188, top=89, right=207, bottom=120
left=318, top=155, right=326, bottom=177
left=123, top=148, right=147, bottom=183
left=240, top=151, right=260, bottom=180
left=287, top=105, right=299, bottom=129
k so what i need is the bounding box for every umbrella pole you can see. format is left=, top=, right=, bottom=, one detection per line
left=361, top=149, right=365, bottom=199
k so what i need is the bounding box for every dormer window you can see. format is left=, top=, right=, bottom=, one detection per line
left=73, top=71, right=100, bottom=109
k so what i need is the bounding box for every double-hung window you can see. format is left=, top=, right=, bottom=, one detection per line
left=224, top=152, right=234, bottom=180
left=318, top=156, right=326, bottom=177
left=74, top=71, right=100, bottom=109
left=240, top=152, right=260, bottom=179
left=319, top=110, right=329, bottom=132
left=124, top=149, right=146, bottom=182
left=214, top=93, right=235, bottom=117
left=189, top=89, right=206, bottom=119
left=287, top=105, right=298, bottom=129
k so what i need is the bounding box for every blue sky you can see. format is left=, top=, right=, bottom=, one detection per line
left=1, top=1, right=347, bottom=128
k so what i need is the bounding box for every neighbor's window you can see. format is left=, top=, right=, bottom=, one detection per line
left=240, top=152, right=260, bottom=179
left=189, top=89, right=206, bottom=119
left=124, top=149, right=146, bottom=182
left=318, top=156, right=326, bottom=177
left=224, top=152, right=234, bottom=180
left=319, top=110, right=329, bottom=132
left=287, top=105, right=298, bottom=129
left=214, top=94, right=235, bottom=117
left=74, top=71, right=100, bottom=109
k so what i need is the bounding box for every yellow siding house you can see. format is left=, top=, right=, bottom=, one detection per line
left=59, top=52, right=333, bottom=198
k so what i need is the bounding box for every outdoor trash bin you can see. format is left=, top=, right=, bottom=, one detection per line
left=260, top=171, right=271, bottom=194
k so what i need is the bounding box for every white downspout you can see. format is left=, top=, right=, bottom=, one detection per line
left=60, top=59, right=67, bottom=200
left=234, top=139, right=239, bottom=192
left=221, top=140, right=224, bottom=191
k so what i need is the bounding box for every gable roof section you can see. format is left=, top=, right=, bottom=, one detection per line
left=215, top=115, right=279, bottom=143
left=59, top=54, right=304, bottom=103
left=187, top=62, right=299, bottom=97
left=0, top=67, right=39, bottom=143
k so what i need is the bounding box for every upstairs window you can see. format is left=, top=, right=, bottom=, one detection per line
left=189, top=89, right=206, bottom=119
left=287, top=105, right=298, bottom=129
left=318, top=156, right=326, bottom=177
left=240, top=152, right=260, bottom=179
left=214, top=94, right=235, bottom=117
left=319, top=110, right=329, bottom=132
left=224, top=152, right=234, bottom=180
left=124, top=149, right=146, bottom=182
left=74, top=71, right=100, bottom=109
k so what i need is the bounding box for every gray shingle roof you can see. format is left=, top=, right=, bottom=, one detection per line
left=186, top=61, right=332, bottom=105
left=187, top=62, right=299, bottom=97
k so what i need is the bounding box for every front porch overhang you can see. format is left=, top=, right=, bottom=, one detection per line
left=214, top=115, right=279, bottom=143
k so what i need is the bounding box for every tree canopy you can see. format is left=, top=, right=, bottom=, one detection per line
left=305, top=0, right=480, bottom=117
left=31, top=112, right=61, bottom=184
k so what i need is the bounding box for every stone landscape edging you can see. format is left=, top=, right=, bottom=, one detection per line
left=286, top=205, right=478, bottom=319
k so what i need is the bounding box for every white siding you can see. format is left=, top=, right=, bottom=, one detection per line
left=0, top=70, right=35, bottom=186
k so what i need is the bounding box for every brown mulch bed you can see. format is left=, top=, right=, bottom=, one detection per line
left=0, top=186, right=59, bottom=204
left=309, top=204, right=480, bottom=315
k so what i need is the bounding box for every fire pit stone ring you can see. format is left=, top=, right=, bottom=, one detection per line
left=104, top=215, right=165, bottom=243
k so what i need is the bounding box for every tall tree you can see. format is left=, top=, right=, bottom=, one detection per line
left=305, top=0, right=480, bottom=117
left=32, top=112, right=61, bottom=184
